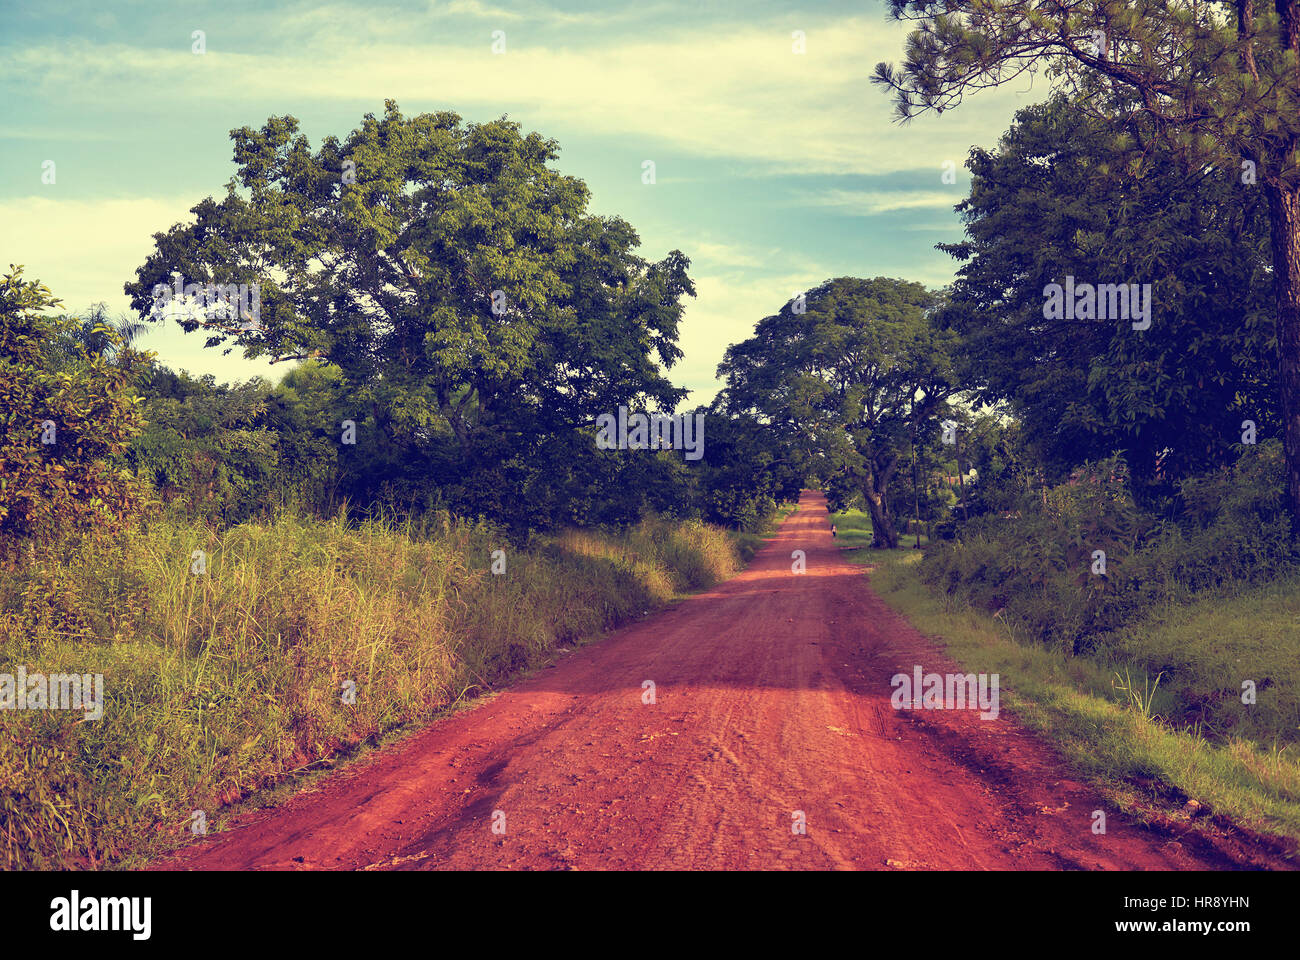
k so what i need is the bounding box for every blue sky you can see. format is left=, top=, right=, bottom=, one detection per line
left=1, top=0, right=1041, bottom=403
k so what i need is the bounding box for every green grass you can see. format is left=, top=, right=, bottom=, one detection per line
left=1091, top=582, right=1300, bottom=747
left=0, top=508, right=771, bottom=870
left=848, top=546, right=1300, bottom=847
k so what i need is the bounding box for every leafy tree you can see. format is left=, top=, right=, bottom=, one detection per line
left=43, top=302, right=147, bottom=375
left=719, top=278, right=958, bottom=547
left=940, top=96, right=1277, bottom=487
left=939, top=408, right=1033, bottom=520
left=873, top=0, right=1300, bottom=533
left=125, top=101, right=694, bottom=523
left=0, top=268, right=146, bottom=558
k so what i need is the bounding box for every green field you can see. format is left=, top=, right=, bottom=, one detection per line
left=828, top=508, right=929, bottom=550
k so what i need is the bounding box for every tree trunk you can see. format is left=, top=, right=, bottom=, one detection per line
left=864, top=472, right=900, bottom=549
left=911, top=423, right=922, bottom=548
left=955, top=425, right=970, bottom=524
left=1264, top=182, right=1300, bottom=538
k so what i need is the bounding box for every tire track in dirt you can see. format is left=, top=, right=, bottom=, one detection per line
left=152, top=491, right=1291, bottom=870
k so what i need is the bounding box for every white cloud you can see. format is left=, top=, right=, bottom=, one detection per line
left=688, top=240, right=771, bottom=269
left=0, top=5, right=1036, bottom=393
left=676, top=270, right=820, bottom=404
left=2, top=14, right=1036, bottom=175
left=438, top=0, right=635, bottom=22
left=443, top=0, right=527, bottom=20
left=0, top=194, right=196, bottom=335
left=678, top=262, right=961, bottom=404
left=806, top=188, right=964, bottom=216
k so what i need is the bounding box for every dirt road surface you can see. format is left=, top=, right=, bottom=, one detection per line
left=154, top=491, right=1287, bottom=870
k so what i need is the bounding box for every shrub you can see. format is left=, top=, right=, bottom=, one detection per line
left=919, top=446, right=1298, bottom=654
left=0, top=268, right=147, bottom=560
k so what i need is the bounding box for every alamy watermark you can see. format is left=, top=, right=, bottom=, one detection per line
left=1, top=668, right=104, bottom=720
left=595, top=406, right=704, bottom=460
left=151, top=275, right=261, bottom=330
left=890, top=665, right=999, bottom=720
left=50, top=891, right=150, bottom=940
left=1042, top=276, right=1152, bottom=330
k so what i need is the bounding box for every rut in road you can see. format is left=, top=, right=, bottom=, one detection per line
left=154, top=491, right=1282, bottom=870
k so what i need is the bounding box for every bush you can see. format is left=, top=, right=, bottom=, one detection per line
left=0, top=268, right=146, bottom=559
left=920, top=446, right=1298, bottom=654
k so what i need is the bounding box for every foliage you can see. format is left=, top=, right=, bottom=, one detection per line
left=0, top=268, right=147, bottom=559
left=690, top=404, right=801, bottom=530
left=128, top=368, right=283, bottom=523
left=124, top=102, right=695, bottom=527
left=940, top=96, right=1277, bottom=486
left=873, top=0, right=1300, bottom=533
left=719, top=277, right=958, bottom=547
left=920, top=443, right=1298, bottom=653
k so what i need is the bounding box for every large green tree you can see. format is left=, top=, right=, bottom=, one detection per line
left=941, top=95, right=1277, bottom=485
left=690, top=403, right=804, bottom=529
left=125, top=101, right=693, bottom=521
left=874, top=0, right=1300, bottom=533
left=718, top=277, right=958, bottom=547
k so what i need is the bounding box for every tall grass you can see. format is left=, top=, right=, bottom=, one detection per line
left=0, top=509, right=752, bottom=869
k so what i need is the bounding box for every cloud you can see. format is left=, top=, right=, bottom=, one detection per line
left=806, top=188, right=964, bottom=216
left=675, top=270, right=820, bottom=403
left=438, top=0, right=634, bottom=22
left=2, top=194, right=191, bottom=288
left=443, top=0, right=527, bottom=20
left=689, top=240, right=771, bottom=269
left=1, top=13, right=1035, bottom=175
left=0, top=3, right=1035, bottom=393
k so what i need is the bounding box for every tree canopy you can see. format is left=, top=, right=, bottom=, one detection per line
left=874, top=0, right=1300, bottom=532
left=0, top=268, right=146, bottom=557
left=124, top=101, right=696, bottom=525
left=718, top=277, right=957, bottom=547
left=940, top=95, right=1278, bottom=485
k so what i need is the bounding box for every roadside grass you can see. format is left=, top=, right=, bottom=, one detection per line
left=0, top=507, right=778, bottom=870
left=848, top=546, right=1300, bottom=846
left=1090, top=582, right=1300, bottom=748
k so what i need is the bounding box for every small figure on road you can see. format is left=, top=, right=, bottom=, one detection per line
left=831, top=524, right=837, bottom=538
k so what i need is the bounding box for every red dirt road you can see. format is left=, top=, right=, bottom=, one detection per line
left=154, top=491, right=1286, bottom=870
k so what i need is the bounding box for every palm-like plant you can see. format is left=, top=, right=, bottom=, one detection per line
left=43, top=302, right=148, bottom=370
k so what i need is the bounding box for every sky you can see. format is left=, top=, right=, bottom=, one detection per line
left=0, top=0, right=1044, bottom=405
